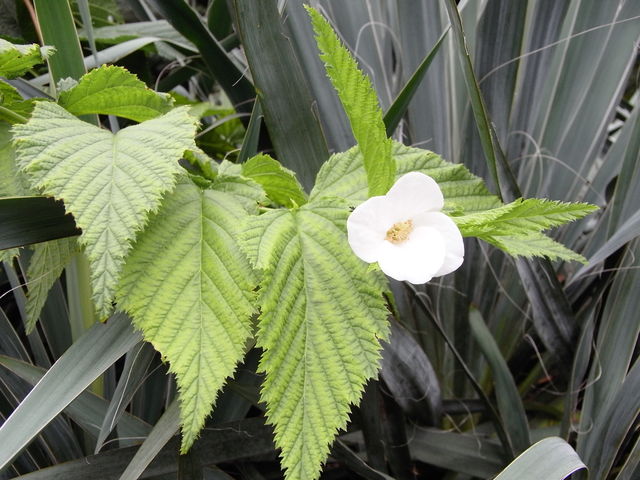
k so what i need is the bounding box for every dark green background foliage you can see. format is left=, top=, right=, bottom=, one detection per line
left=0, top=0, right=638, bottom=479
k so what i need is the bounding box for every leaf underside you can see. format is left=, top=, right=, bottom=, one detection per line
left=117, top=174, right=263, bottom=451
left=311, top=140, right=501, bottom=213
left=242, top=198, right=389, bottom=480
left=13, top=101, right=197, bottom=317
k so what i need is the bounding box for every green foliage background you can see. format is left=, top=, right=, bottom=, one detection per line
left=0, top=1, right=637, bottom=480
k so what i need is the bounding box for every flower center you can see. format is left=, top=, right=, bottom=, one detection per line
left=386, top=219, right=413, bottom=244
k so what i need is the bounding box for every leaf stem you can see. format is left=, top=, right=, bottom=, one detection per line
left=0, top=106, right=27, bottom=124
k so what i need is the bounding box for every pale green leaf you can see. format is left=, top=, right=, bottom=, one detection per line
left=58, top=65, right=174, bottom=122
left=241, top=198, right=389, bottom=480
left=0, top=39, right=54, bottom=79
left=306, top=6, right=395, bottom=197
left=117, top=175, right=259, bottom=452
left=494, top=437, right=585, bottom=480
left=454, top=198, right=598, bottom=237
left=0, top=122, right=31, bottom=197
left=0, top=80, right=34, bottom=123
left=487, top=232, right=587, bottom=264
left=311, top=141, right=501, bottom=213
left=242, top=154, right=307, bottom=208
left=13, top=101, right=197, bottom=317
left=25, top=237, right=79, bottom=333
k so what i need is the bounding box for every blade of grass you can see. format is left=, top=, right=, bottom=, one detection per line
left=33, top=0, right=85, bottom=93
left=0, top=313, right=141, bottom=469
left=0, top=197, right=79, bottom=250
left=0, top=354, right=150, bottom=441
left=149, top=0, right=255, bottom=117
left=494, top=437, right=585, bottom=480
left=407, top=283, right=514, bottom=460
left=469, top=308, right=530, bottom=453
left=233, top=0, right=330, bottom=190
left=384, top=28, right=449, bottom=136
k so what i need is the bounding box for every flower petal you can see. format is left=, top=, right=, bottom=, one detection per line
left=347, top=195, right=398, bottom=263
left=413, top=212, right=464, bottom=277
left=376, top=226, right=446, bottom=283
left=386, top=172, right=444, bottom=217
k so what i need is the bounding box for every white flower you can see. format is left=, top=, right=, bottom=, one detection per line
left=347, top=172, right=464, bottom=284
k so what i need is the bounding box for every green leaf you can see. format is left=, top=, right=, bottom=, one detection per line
left=0, top=80, right=34, bottom=124
left=454, top=198, right=598, bottom=237
left=117, top=175, right=262, bottom=452
left=0, top=39, right=54, bottom=79
left=25, top=237, right=79, bottom=333
left=311, top=140, right=501, bottom=213
left=13, top=101, right=197, bottom=317
left=494, top=437, right=585, bottom=480
left=58, top=65, right=174, bottom=122
left=306, top=6, right=395, bottom=197
left=242, top=154, right=307, bottom=208
left=487, top=233, right=587, bottom=264
left=241, top=198, right=389, bottom=480
left=0, top=122, right=30, bottom=197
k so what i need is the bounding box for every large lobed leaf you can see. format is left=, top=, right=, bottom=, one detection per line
left=117, top=174, right=264, bottom=452
left=311, top=140, right=501, bottom=213
left=13, top=101, right=197, bottom=317
left=58, top=65, right=174, bottom=122
left=306, top=7, right=395, bottom=197
left=241, top=198, right=389, bottom=480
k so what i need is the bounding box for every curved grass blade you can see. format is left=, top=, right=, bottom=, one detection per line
left=494, top=437, right=585, bottom=480
left=0, top=314, right=141, bottom=469
left=383, top=28, right=448, bottom=136
left=469, top=308, right=530, bottom=453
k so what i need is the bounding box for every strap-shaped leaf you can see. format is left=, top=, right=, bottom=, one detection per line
left=117, top=175, right=263, bottom=451
left=58, top=65, right=174, bottom=122
left=242, top=154, right=307, bottom=208
left=13, top=101, right=197, bottom=317
left=311, top=141, right=501, bottom=213
left=242, top=198, right=389, bottom=480
left=0, top=39, right=54, bottom=79
left=306, top=7, right=395, bottom=197
left=25, top=237, right=79, bottom=333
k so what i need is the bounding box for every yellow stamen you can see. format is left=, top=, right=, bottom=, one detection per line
left=386, top=219, right=413, bottom=244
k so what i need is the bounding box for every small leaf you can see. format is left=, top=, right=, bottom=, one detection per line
left=0, top=39, right=54, bottom=79
left=306, top=6, right=395, bottom=197
left=487, top=233, right=587, bottom=264
left=13, top=101, right=197, bottom=317
left=117, top=175, right=261, bottom=451
left=58, top=65, right=174, bottom=122
left=241, top=198, right=389, bottom=480
left=311, top=141, right=501, bottom=213
left=25, top=237, right=79, bottom=333
left=0, top=80, right=34, bottom=123
left=454, top=198, right=598, bottom=237
left=242, top=154, right=307, bottom=208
